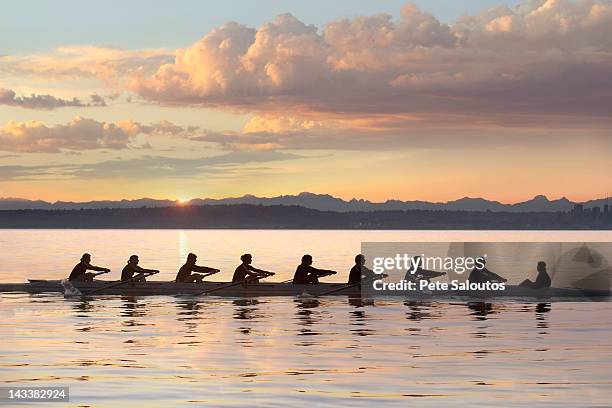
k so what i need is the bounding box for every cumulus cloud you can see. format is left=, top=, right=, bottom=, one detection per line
left=0, top=87, right=106, bottom=109
left=130, top=0, right=612, bottom=124
left=0, top=117, right=190, bottom=153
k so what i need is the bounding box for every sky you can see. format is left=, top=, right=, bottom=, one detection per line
left=0, top=0, right=610, bottom=203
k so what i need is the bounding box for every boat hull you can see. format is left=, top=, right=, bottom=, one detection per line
left=0, top=280, right=609, bottom=299
left=0, top=280, right=359, bottom=297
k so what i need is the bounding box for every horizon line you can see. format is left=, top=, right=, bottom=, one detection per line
left=1, top=192, right=611, bottom=207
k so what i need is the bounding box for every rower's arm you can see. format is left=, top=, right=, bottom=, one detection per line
left=134, top=265, right=159, bottom=273
left=313, top=267, right=337, bottom=276
left=362, top=267, right=387, bottom=280
left=247, top=265, right=274, bottom=275
left=419, top=269, right=446, bottom=278
left=86, top=263, right=110, bottom=272
left=192, top=265, right=220, bottom=274
left=246, top=270, right=262, bottom=278
left=361, top=266, right=376, bottom=278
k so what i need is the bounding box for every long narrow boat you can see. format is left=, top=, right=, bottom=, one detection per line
left=0, top=280, right=609, bottom=298
left=0, top=280, right=359, bottom=297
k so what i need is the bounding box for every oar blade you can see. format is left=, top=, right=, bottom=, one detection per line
left=60, top=279, right=82, bottom=298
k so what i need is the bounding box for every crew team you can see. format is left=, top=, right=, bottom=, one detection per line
left=68, top=253, right=551, bottom=289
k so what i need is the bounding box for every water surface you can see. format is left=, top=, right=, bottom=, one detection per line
left=1, top=230, right=611, bottom=407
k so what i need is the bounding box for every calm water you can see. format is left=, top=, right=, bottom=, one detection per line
left=1, top=230, right=612, bottom=407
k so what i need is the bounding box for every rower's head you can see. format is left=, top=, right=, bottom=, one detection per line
left=187, top=253, right=197, bottom=264
left=301, top=254, right=313, bottom=266
left=355, top=254, right=365, bottom=265
left=241, top=253, right=252, bottom=264
left=129, top=255, right=139, bottom=265
left=81, top=253, right=91, bottom=263
left=537, top=261, right=547, bottom=272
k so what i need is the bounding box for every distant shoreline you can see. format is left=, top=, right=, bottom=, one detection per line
left=0, top=204, right=610, bottom=230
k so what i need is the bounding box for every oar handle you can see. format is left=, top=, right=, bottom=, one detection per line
left=82, top=270, right=158, bottom=296
left=202, top=271, right=219, bottom=276
left=320, top=271, right=337, bottom=277
left=93, top=270, right=110, bottom=277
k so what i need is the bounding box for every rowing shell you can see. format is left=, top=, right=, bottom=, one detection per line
left=0, top=280, right=357, bottom=297
left=0, top=280, right=609, bottom=299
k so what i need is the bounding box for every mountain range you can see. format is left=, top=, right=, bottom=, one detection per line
left=1, top=192, right=609, bottom=212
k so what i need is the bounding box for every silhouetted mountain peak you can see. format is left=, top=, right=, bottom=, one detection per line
left=0, top=193, right=606, bottom=213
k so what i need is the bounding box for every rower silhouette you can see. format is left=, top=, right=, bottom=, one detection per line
left=404, top=255, right=446, bottom=283
left=468, top=258, right=507, bottom=284
left=519, top=261, right=551, bottom=289
left=68, top=253, right=110, bottom=282
left=121, top=255, right=159, bottom=282
left=348, top=254, right=379, bottom=284
left=232, top=254, right=275, bottom=283
left=292, top=254, right=336, bottom=284
left=176, top=253, right=219, bottom=283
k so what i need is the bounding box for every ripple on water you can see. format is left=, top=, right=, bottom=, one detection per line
left=2, top=294, right=612, bottom=406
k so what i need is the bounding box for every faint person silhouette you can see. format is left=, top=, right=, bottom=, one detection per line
left=519, top=261, right=551, bottom=289
left=468, top=258, right=507, bottom=284
left=404, top=255, right=447, bottom=283
left=349, top=254, right=375, bottom=284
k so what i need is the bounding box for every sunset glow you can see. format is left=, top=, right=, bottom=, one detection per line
left=0, top=0, right=610, bottom=203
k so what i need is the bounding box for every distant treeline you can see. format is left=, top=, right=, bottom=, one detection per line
left=0, top=204, right=610, bottom=230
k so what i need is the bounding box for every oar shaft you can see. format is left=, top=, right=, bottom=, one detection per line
left=315, top=275, right=382, bottom=297
left=83, top=271, right=158, bottom=295
left=199, top=274, right=269, bottom=295
left=315, top=282, right=360, bottom=297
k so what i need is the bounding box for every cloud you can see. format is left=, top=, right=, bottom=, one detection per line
left=0, top=87, right=106, bottom=109
left=0, top=117, right=190, bottom=153
left=129, top=0, right=612, bottom=125
left=0, top=151, right=301, bottom=181
left=66, top=151, right=301, bottom=179
left=0, top=164, right=68, bottom=181
left=0, top=46, right=172, bottom=85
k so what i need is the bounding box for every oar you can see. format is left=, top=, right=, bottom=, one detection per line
left=198, top=271, right=220, bottom=281
left=199, top=272, right=274, bottom=296
left=91, top=270, right=110, bottom=278
left=315, top=274, right=387, bottom=297
left=82, top=271, right=159, bottom=296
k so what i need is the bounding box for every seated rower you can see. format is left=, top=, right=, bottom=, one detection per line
left=68, top=253, right=110, bottom=282
left=176, top=253, right=219, bottom=283
left=348, top=254, right=380, bottom=284
left=232, top=254, right=274, bottom=283
left=519, top=261, right=551, bottom=289
left=293, top=254, right=336, bottom=284
left=121, top=255, right=159, bottom=282
left=404, top=256, right=446, bottom=283
left=468, top=258, right=507, bottom=284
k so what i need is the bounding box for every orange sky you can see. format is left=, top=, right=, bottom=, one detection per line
left=1, top=1, right=611, bottom=203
